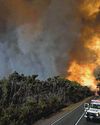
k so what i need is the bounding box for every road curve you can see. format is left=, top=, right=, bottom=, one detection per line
left=51, top=98, right=100, bottom=125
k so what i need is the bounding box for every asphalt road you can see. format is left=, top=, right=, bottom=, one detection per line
left=51, top=98, right=100, bottom=125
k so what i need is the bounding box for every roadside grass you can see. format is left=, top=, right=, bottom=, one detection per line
left=34, top=96, right=93, bottom=125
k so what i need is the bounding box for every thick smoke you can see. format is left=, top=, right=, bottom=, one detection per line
left=0, top=0, right=99, bottom=79
left=0, top=0, right=81, bottom=79
left=69, top=0, right=100, bottom=65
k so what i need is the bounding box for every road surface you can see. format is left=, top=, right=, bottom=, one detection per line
left=51, top=98, right=100, bottom=125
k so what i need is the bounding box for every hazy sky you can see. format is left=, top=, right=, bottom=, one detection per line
left=0, top=0, right=99, bottom=79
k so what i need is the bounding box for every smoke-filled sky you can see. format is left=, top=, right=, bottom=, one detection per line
left=0, top=0, right=100, bottom=80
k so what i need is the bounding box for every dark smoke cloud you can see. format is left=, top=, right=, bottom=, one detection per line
left=0, top=0, right=99, bottom=79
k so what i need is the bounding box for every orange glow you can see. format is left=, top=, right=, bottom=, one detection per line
left=80, top=0, right=100, bottom=17
left=67, top=0, right=100, bottom=90
left=67, top=61, right=96, bottom=90
left=86, top=37, right=100, bottom=62
left=67, top=37, right=100, bottom=90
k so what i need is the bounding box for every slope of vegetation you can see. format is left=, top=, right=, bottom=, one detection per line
left=0, top=72, right=93, bottom=125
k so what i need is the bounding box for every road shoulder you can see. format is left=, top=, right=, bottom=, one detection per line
left=33, top=97, right=92, bottom=125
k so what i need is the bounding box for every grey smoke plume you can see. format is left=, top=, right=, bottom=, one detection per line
left=0, top=0, right=82, bottom=79
left=1, top=0, right=99, bottom=79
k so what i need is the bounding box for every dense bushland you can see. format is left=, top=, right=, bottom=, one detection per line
left=0, top=72, right=93, bottom=125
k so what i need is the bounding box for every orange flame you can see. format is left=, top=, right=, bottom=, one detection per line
left=67, top=37, right=100, bottom=90
left=67, top=0, right=100, bottom=90
left=68, top=38, right=100, bottom=89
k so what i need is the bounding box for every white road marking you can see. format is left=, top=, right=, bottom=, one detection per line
left=74, top=112, right=85, bottom=125
left=51, top=103, right=84, bottom=125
